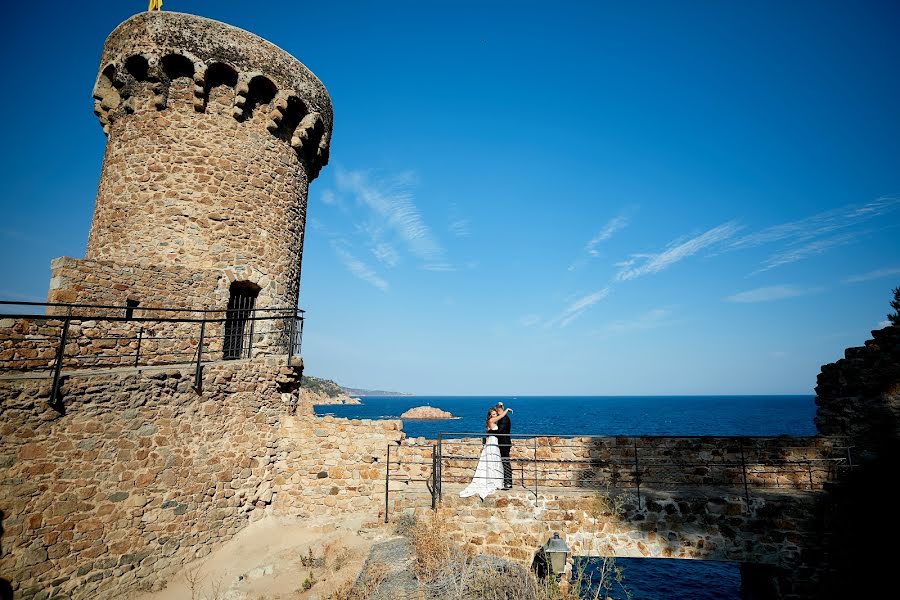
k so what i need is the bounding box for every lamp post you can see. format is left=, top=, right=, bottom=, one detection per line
left=543, top=532, right=570, bottom=579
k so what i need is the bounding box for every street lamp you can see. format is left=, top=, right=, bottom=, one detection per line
left=543, top=532, right=570, bottom=578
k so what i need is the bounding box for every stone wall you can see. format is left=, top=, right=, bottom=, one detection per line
left=0, top=314, right=295, bottom=375
left=418, top=487, right=822, bottom=566
left=73, top=11, right=333, bottom=312
left=46, top=257, right=217, bottom=311
left=0, top=358, right=305, bottom=599
left=815, top=325, right=900, bottom=453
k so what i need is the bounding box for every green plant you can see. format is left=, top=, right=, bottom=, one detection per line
left=302, top=571, right=317, bottom=591
left=888, top=287, right=900, bottom=326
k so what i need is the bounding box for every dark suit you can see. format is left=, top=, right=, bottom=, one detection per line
left=495, top=413, right=512, bottom=488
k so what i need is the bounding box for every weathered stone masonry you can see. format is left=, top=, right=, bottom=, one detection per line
left=61, top=10, right=332, bottom=311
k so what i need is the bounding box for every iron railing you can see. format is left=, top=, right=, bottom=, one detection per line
left=383, top=432, right=854, bottom=521
left=0, top=300, right=304, bottom=398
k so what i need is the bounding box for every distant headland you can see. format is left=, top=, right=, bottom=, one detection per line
left=341, top=386, right=414, bottom=397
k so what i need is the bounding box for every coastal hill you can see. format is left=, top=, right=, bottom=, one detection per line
left=341, top=385, right=413, bottom=397
left=301, top=375, right=361, bottom=405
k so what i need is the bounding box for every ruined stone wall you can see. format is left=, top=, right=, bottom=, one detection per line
left=815, top=325, right=900, bottom=452
left=0, top=359, right=304, bottom=599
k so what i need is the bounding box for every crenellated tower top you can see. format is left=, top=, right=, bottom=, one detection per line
left=92, top=11, right=332, bottom=178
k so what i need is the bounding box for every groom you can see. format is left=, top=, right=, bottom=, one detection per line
left=495, top=401, right=513, bottom=490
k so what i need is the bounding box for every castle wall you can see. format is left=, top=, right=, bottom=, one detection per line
left=47, top=257, right=218, bottom=310
left=85, top=87, right=309, bottom=309
left=814, top=325, right=900, bottom=451
left=0, top=360, right=304, bottom=599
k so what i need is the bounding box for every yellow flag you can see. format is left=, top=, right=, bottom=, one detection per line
left=148, top=0, right=163, bottom=11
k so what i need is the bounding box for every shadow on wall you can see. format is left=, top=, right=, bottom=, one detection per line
left=1, top=508, right=11, bottom=600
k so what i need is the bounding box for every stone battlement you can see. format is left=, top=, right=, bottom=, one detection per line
left=92, top=11, right=331, bottom=177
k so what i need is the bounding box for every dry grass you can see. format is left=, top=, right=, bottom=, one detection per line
left=326, top=561, right=389, bottom=600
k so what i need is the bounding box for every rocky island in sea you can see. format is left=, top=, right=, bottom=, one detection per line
left=400, top=406, right=455, bottom=419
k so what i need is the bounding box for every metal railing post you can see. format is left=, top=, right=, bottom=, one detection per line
left=807, top=460, right=814, bottom=490
left=134, top=326, right=143, bottom=367
left=533, top=437, right=538, bottom=499
left=247, top=311, right=255, bottom=359
left=49, top=310, right=71, bottom=406
left=437, top=433, right=443, bottom=503
left=385, top=443, right=391, bottom=523
left=739, top=438, right=750, bottom=504
left=633, top=439, right=641, bottom=510
left=286, top=316, right=296, bottom=364
left=194, top=318, right=206, bottom=392
left=431, top=443, right=438, bottom=510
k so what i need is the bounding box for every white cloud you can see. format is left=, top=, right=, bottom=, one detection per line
left=586, top=216, right=629, bottom=257
left=520, top=315, right=542, bottom=327
left=372, top=242, right=400, bottom=267
left=546, top=288, right=610, bottom=328
left=336, top=168, right=444, bottom=264
left=877, top=320, right=891, bottom=329
left=604, top=308, right=671, bottom=334
left=751, top=233, right=859, bottom=275
left=321, top=190, right=338, bottom=205
left=615, top=221, right=741, bottom=282
left=726, top=285, right=818, bottom=303
left=331, top=242, right=389, bottom=291
left=449, top=219, right=471, bottom=237
left=844, top=266, right=900, bottom=284
left=727, top=196, right=899, bottom=252
left=422, top=263, right=457, bottom=272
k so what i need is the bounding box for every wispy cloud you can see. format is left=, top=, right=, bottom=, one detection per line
left=449, top=219, right=471, bottom=237
left=721, top=196, right=900, bottom=274
left=615, top=221, right=741, bottom=282
left=546, top=288, right=610, bottom=328
left=726, top=284, right=819, bottom=303
left=586, top=216, right=629, bottom=257
left=877, top=320, right=891, bottom=329
left=519, top=315, right=541, bottom=327
left=603, top=308, right=672, bottom=334
left=336, top=168, right=444, bottom=264
left=727, top=196, right=899, bottom=252
left=372, top=242, right=400, bottom=267
left=843, top=266, right=900, bottom=284
left=751, top=233, right=859, bottom=275
left=331, top=241, right=389, bottom=291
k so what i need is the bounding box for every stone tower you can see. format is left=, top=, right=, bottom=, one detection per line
left=48, top=11, right=332, bottom=314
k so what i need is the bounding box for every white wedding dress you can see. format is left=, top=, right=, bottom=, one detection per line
left=459, top=426, right=504, bottom=499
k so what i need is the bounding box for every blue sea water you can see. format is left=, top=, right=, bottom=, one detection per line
left=315, top=395, right=816, bottom=600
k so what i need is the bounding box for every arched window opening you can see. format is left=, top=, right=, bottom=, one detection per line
left=276, top=95, right=308, bottom=141
left=204, top=63, right=239, bottom=110
left=242, top=75, right=277, bottom=120
left=124, top=55, right=151, bottom=82
left=161, top=54, right=194, bottom=81
left=223, top=281, right=260, bottom=360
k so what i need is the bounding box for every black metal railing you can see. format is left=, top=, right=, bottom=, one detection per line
left=383, top=432, right=854, bottom=521
left=0, top=300, right=305, bottom=397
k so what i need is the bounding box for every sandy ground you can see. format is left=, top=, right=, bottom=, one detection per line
left=131, top=513, right=391, bottom=600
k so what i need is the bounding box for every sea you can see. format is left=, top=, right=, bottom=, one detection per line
left=315, top=395, right=816, bottom=600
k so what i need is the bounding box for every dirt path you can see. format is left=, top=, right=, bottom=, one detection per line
left=132, top=513, right=390, bottom=600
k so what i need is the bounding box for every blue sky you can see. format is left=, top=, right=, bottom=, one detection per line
left=1, top=1, right=898, bottom=395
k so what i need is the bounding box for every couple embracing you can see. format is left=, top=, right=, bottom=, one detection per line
left=459, top=401, right=513, bottom=499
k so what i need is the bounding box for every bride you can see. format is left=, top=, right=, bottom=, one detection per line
left=459, top=406, right=512, bottom=499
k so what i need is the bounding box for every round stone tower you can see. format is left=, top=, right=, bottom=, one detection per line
left=60, top=10, right=331, bottom=311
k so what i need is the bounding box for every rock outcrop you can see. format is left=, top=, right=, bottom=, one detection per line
left=400, top=406, right=454, bottom=420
